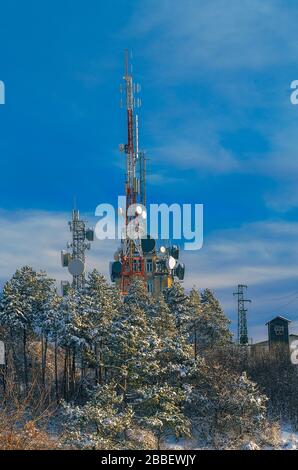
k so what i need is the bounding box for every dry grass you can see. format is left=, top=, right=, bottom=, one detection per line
left=0, top=371, right=63, bottom=450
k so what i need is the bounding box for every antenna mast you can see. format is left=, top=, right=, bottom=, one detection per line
left=233, top=284, right=251, bottom=345
left=61, top=207, right=94, bottom=294
left=119, top=50, right=145, bottom=293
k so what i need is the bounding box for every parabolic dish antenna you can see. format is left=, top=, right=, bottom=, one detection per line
left=136, top=205, right=143, bottom=215
left=141, top=235, right=156, bottom=254
left=167, top=256, right=176, bottom=270
left=68, top=258, right=85, bottom=276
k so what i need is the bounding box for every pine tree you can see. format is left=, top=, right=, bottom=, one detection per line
left=43, top=290, right=63, bottom=401
left=124, top=277, right=153, bottom=312
left=150, top=294, right=193, bottom=386
left=163, top=282, right=192, bottom=332
left=0, top=266, right=41, bottom=389
left=188, top=288, right=203, bottom=359
left=62, top=382, right=134, bottom=449
left=185, top=357, right=268, bottom=448
left=107, top=280, right=158, bottom=401
left=136, top=383, right=190, bottom=449
left=59, top=288, right=87, bottom=398
left=83, top=270, right=120, bottom=383
left=198, top=288, right=232, bottom=352
left=33, top=271, right=57, bottom=387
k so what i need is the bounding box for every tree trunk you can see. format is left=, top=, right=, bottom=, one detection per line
left=63, top=349, right=69, bottom=400
left=23, top=328, right=28, bottom=391
left=94, top=343, right=99, bottom=383
left=54, top=337, right=59, bottom=403
left=71, top=349, right=76, bottom=394
left=42, top=335, right=48, bottom=387
left=194, top=328, right=197, bottom=360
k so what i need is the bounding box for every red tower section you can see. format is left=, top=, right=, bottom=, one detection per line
left=119, top=51, right=145, bottom=294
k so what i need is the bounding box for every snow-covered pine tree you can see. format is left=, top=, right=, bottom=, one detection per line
left=43, top=290, right=63, bottom=401
left=198, top=288, right=232, bottom=352
left=150, top=294, right=193, bottom=386
left=107, top=279, right=158, bottom=402
left=185, top=357, right=269, bottom=448
left=0, top=266, right=42, bottom=389
left=33, top=271, right=57, bottom=387
left=58, top=288, right=89, bottom=399
left=188, top=288, right=203, bottom=359
left=136, top=383, right=190, bottom=450
left=62, top=382, right=134, bottom=449
left=124, top=277, right=153, bottom=312
left=163, top=282, right=192, bottom=333
left=83, top=270, right=120, bottom=383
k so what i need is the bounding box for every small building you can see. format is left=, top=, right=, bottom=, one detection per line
left=251, top=315, right=298, bottom=356
left=266, top=316, right=290, bottom=349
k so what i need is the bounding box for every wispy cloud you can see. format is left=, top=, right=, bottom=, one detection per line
left=125, top=0, right=298, bottom=210
left=0, top=209, right=117, bottom=289
left=129, top=0, right=298, bottom=74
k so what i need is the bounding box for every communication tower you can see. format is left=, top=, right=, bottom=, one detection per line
left=61, top=207, right=94, bottom=293
left=110, top=52, right=185, bottom=295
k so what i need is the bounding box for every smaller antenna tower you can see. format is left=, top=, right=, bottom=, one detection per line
left=61, top=207, right=94, bottom=293
left=233, top=284, right=251, bottom=345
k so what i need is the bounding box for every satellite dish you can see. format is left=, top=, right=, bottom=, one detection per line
left=160, top=246, right=166, bottom=254
left=111, top=261, right=122, bottom=280
left=68, top=258, right=85, bottom=276
left=112, top=261, right=122, bottom=274
left=166, top=256, right=176, bottom=270
left=141, top=235, right=156, bottom=254
left=86, top=228, right=94, bottom=242
left=136, top=205, right=143, bottom=215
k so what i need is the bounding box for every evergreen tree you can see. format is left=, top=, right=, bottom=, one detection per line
left=0, top=266, right=41, bottom=388
left=136, top=383, right=190, bottom=449
left=185, top=357, right=268, bottom=448
left=43, top=290, right=63, bottom=401
left=33, top=271, right=56, bottom=387
left=83, top=270, right=120, bottom=383
left=63, top=382, right=134, bottom=449
left=124, top=277, right=153, bottom=312
left=188, top=288, right=203, bottom=359
left=150, top=294, right=193, bottom=386
left=163, top=282, right=192, bottom=332
left=198, top=288, right=232, bottom=352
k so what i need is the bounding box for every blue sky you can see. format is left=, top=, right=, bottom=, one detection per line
left=1, top=0, right=298, bottom=340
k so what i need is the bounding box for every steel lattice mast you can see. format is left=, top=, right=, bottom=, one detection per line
left=233, top=284, right=251, bottom=345
left=119, top=50, right=146, bottom=294
left=68, top=209, right=88, bottom=290
left=61, top=207, right=94, bottom=293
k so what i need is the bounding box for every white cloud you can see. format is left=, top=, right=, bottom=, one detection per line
left=0, top=209, right=117, bottom=289
left=129, top=0, right=298, bottom=74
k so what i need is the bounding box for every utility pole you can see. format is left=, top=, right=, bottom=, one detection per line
left=233, top=284, right=251, bottom=345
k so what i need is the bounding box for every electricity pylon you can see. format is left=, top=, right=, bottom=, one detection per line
left=233, top=284, right=251, bottom=345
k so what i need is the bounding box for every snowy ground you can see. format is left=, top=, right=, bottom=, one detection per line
left=279, top=425, right=298, bottom=450
left=165, top=425, right=298, bottom=450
